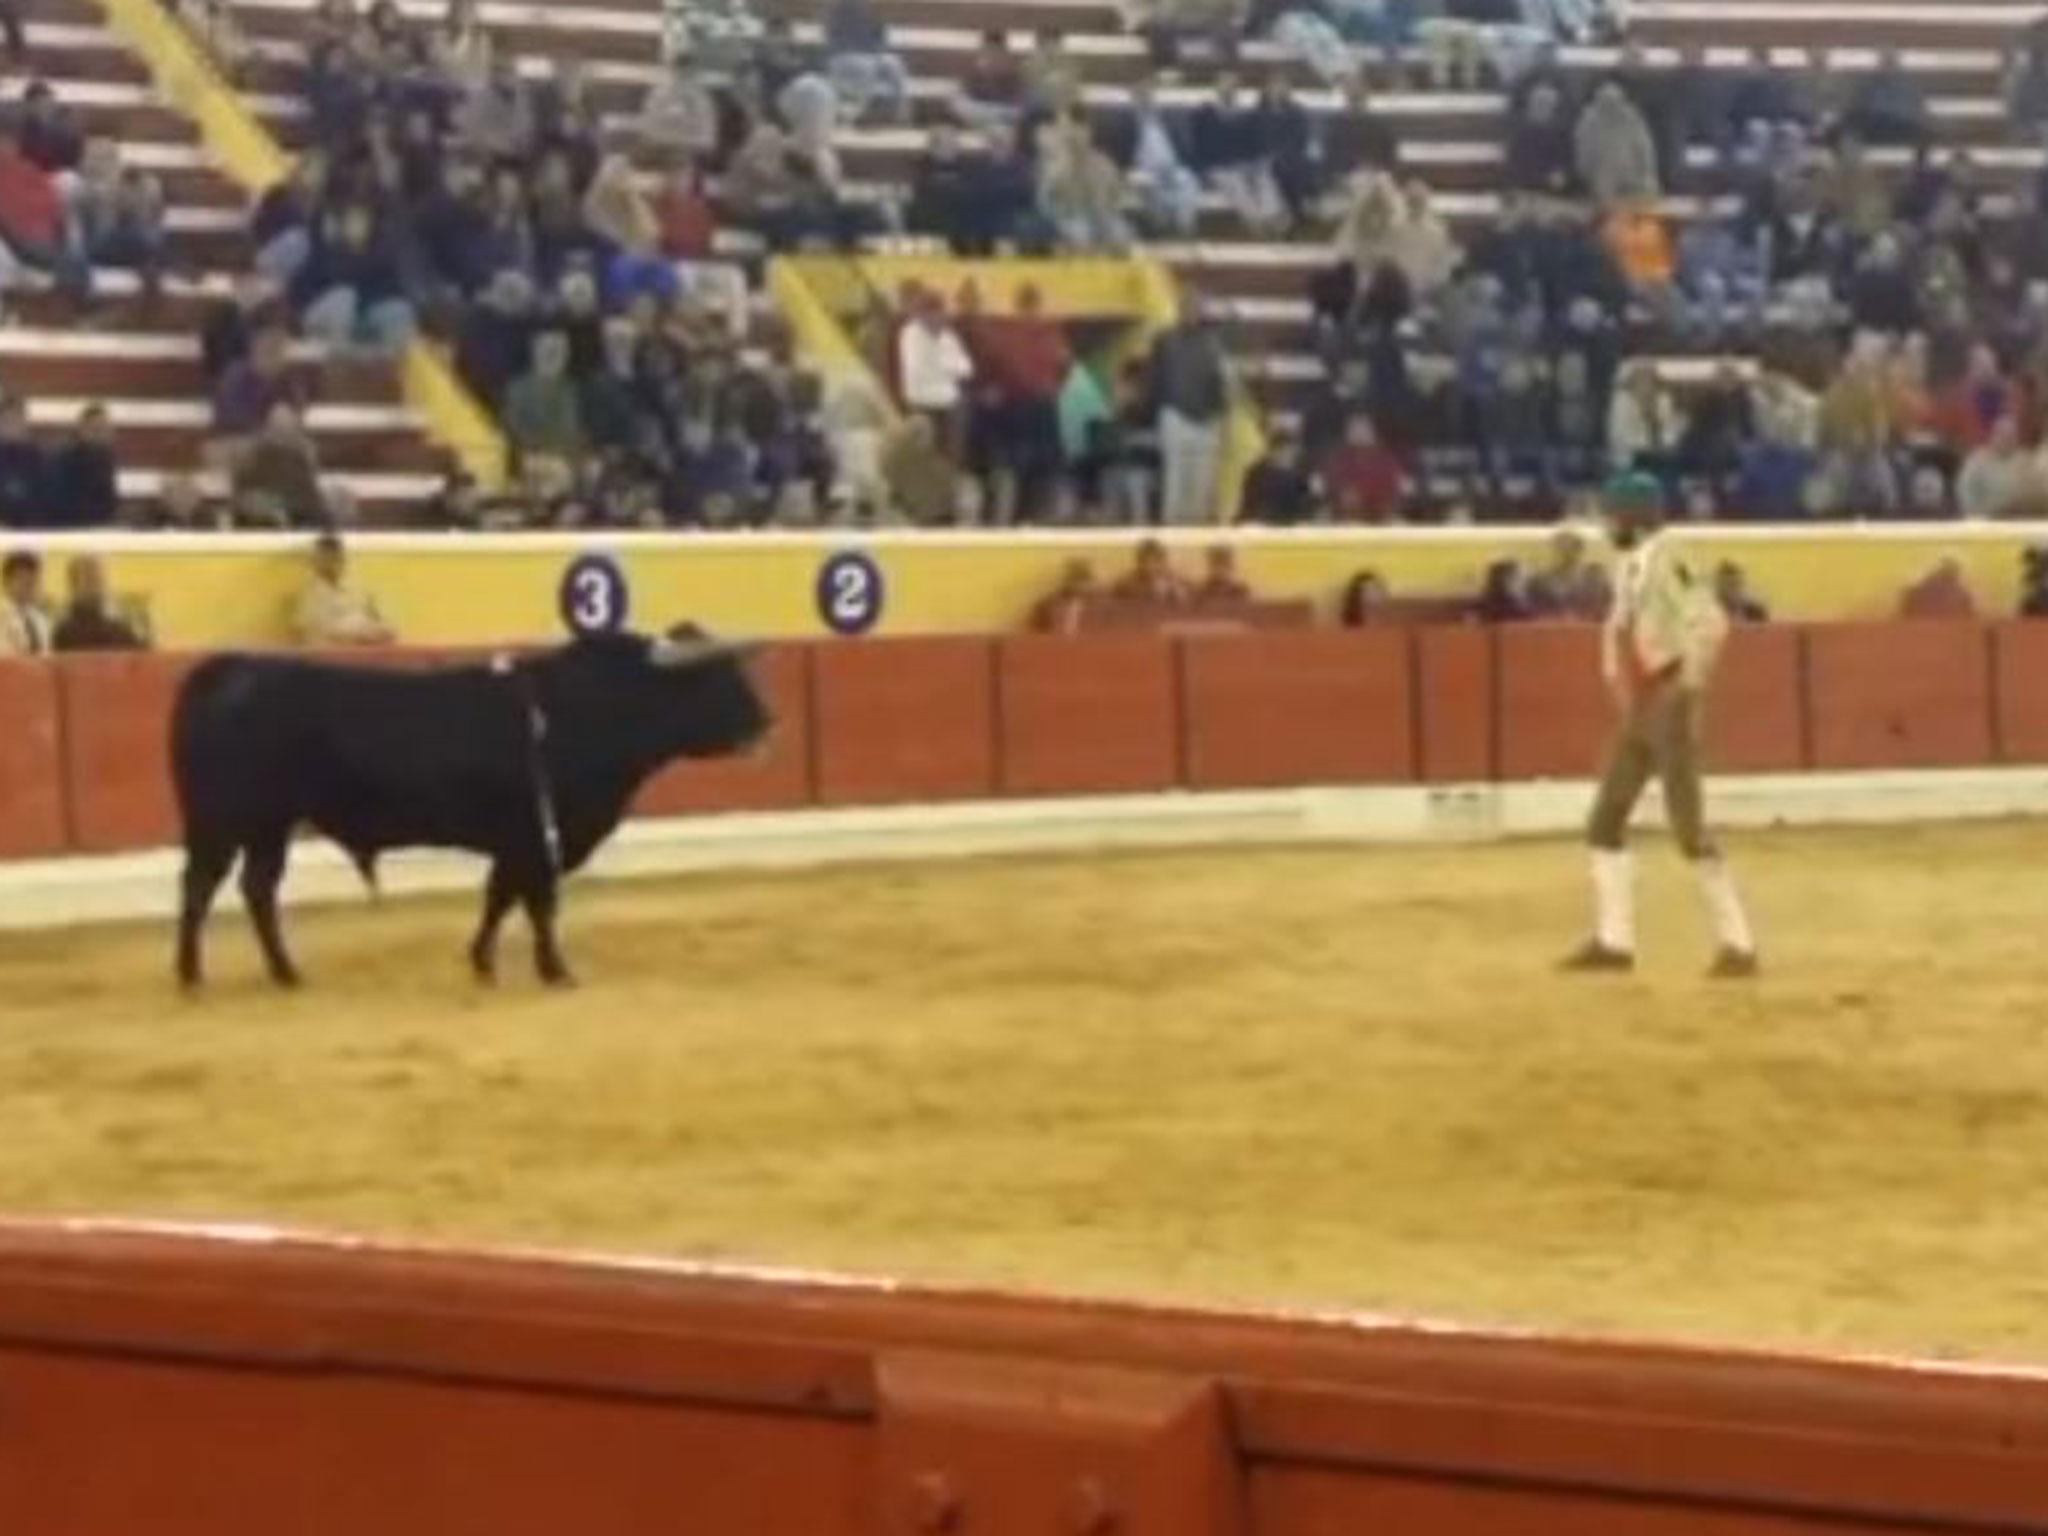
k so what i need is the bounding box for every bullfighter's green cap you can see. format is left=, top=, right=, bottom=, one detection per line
left=1602, top=471, right=1665, bottom=512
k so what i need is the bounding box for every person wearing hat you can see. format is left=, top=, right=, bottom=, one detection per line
left=1564, top=471, right=1758, bottom=978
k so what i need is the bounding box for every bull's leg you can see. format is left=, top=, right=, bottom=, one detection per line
left=239, top=829, right=300, bottom=988
left=521, top=872, right=574, bottom=988
left=469, top=861, right=519, bottom=983
left=175, top=838, right=236, bottom=989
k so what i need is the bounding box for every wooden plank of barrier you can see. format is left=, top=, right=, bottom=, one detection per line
left=0, top=661, right=67, bottom=858
left=634, top=644, right=815, bottom=816
left=1990, top=621, right=2048, bottom=764
left=1413, top=626, right=1495, bottom=783
left=1706, top=624, right=1807, bottom=774
left=1805, top=622, right=1994, bottom=771
left=1179, top=630, right=1415, bottom=790
left=997, top=635, right=1181, bottom=796
left=56, top=651, right=199, bottom=853
left=1496, top=623, right=1606, bottom=781
left=811, top=637, right=997, bottom=806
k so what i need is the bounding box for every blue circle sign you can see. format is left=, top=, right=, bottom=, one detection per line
left=559, top=553, right=630, bottom=637
left=816, top=549, right=885, bottom=636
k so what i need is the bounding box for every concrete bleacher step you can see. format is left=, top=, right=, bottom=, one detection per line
left=0, top=329, right=403, bottom=403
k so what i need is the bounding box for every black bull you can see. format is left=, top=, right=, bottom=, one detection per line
left=170, top=626, right=769, bottom=989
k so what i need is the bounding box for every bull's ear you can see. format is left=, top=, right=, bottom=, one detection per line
left=649, top=635, right=761, bottom=669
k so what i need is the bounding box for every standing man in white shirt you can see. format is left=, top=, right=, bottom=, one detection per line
left=1563, top=473, right=1759, bottom=978
left=0, top=548, right=53, bottom=655
left=895, top=287, right=976, bottom=458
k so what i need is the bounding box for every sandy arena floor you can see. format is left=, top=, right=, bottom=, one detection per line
left=3, top=822, right=2048, bottom=1364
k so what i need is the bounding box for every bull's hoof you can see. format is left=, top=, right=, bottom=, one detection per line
left=269, top=967, right=303, bottom=990
left=538, top=965, right=577, bottom=990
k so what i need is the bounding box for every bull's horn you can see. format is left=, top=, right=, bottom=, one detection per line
left=650, top=635, right=762, bottom=669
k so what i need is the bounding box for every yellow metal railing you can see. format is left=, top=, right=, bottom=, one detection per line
left=90, top=0, right=508, bottom=489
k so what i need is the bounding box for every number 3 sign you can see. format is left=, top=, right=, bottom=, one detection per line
left=559, top=553, right=630, bottom=637
left=816, top=550, right=885, bottom=636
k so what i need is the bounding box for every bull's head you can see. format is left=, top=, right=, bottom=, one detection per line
left=543, top=622, right=772, bottom=765
left=643, top=622, right=772, bottom=758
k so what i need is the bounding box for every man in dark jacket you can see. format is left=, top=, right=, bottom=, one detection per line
left=43, top=402, right=117, bottom=528
left=1149, top=294, right=1231, bottom=524
left=0, top=396, right=45, bottom=526
left=52, top=555, right=145, bottom=650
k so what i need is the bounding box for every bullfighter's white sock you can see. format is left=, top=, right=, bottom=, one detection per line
left=1591, top=849, right=1635, bottom=954
left=1695, top=858, right=1755, bottom=954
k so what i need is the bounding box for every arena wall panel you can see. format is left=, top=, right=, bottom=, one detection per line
left=0, top=662, right=68, bottom=858
left=997, top=634, right=1182, bottom=796
left=1990, top=621, right=2048, bottom=763
left=1496, top=624, right=1608, bottom=780
left=1804, top=623, right=1995, bottom=770
left=1413, top=625, right=1496, bottom=782
left=634, top=644, right=816, bottom=816
left=811, top=636, right=998, bottom=805
left=1706, top=625, right=1808, bottom=774
left=55, top=651, right=197, bottom=852
left=1179, top=630, right=1415, bottom=789
left=0, top=1225, right=2043, bottom=1536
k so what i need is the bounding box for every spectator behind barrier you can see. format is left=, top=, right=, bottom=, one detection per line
left=52, top=554, right=146, bottom=651
left=1030, top=557, right=1100, bottom=634
left=2021, top=546, right=2048, bottom=618
left=1195, top=543, right=1252, bottom=603
left=294, top=531, right=394, bottom=647
left=1525, top=521, right=1612, bottom=619
left=1898, top=556, right=1978, bottom=620
left=0, top=546, right=50, bottom=653
left=1339, top=567, right=1390, bottom=626
left=1112, top=536, right=1190, bottom=603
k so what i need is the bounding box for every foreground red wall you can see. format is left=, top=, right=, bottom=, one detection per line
left=0, top=1224, right=2040, bottom=1536
left=0, top=620, right=2037, bottom=860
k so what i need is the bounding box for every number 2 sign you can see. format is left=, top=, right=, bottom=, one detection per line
left=816, top=550, right=885, bottom=636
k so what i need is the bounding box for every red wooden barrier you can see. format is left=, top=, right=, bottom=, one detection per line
left=811, top=636, right=997, bottom=805
left=1413, top=625, right=1494, bottom=783
left=635, top=644, right=815, bottom=815
left=997, top=634, right=1181, bottom=796
left=0, top=1224, right=2042, bottom=1536
left=55, top=651, right=196, bottom=852
left=1496, top=623, right=1607, bottom=780
left=0, top=660, right=67, bottom=857
left=1805, top=622, right=1993, bottom=770
left=1179, top=630, right=1415, bottom=789
left=1707, top=623, right=1807, bottom=773
left=1991, top=621, right=2048, bottom=763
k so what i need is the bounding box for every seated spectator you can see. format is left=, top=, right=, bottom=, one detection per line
left=581, top=154, right=675, bottom=311
left=1575, top=82, right=1659, bottom=209
left=250, top=151, right=326, bottom=286
left=1339, top=567, right=1390, bottom=626
left=0, top=118, right=89, bottom=310
left=1191, top=73, right=1285, bottom=236
left=1608, top=361, right=1685, bottom=482
left=1713, top=560, right=1769, bottom=623
left=826, top=375, right=894, bottom=521
left=1505, top=80, right=1575, bottom=200
left=1030, top=557, right=1099, bottom=633
left=0, top=547, right=50, bottom=654
left=1252, top=69, right=1317, bottom=230
left=52, top=555, right=145, bottom=651
left=296, top=203, right=416, bottom=355
left=0, top=395, right=42, bottom=525
left=881, top=412, right=965, bottom=526
left=1956, top=415, right=2036, bottom=520
left=212, top=321, right=309, bottom=451
left=824, top=0, right=909, bottom=124
left=19, top=82, right=81, bottom=173
left=2020, top=544, right=2048, bottom=618
left=637, top=66, right=720, bottom=164
left=43, top=403, right=116, bottom=528
left=1038, top=117, right=1131, bottom=254
left=127, top=470, right=215, bottom=530
left=1238, top=432, right=1317, bottom=525
left=502, top=329, right=586, bottom=470
left=1525, top=522, right=1612, bottom=619
left=66, top=137, right=166, bottom=301
left=1319, top=412, right=1406, bottom=522
left=1112, top=536, right=1190, bottom=603
left=1842, top=48, right=1929, bottom=147
left=1679, top=363, right=1758, bottom=494
left=2009, top=25, right=2048, bottom=132
left=456, top=268, right=538, bottom=411
left=1117, top=82, right=1201, bottom=239
left=1476, top=558, right=1534, bottom=623
left=1904, top=462, right=1954, bottom=519
left=1320, top=73, right=1398, bottom=196
left=294, top=530, right=394, bottom=646
left=1815, top=341, right=1899, bottom=515
left=1932, top=343, right=2013, bottom=456
left=233, top=403, right=329, bottom=527
left=1897, top=556, right=1977, bottom=619
left=1194, top=543, right=1251, bottom=602
left=908, top=124, right=1000, bottom=254
left=201, top=273, right=282, bottom=387
left=955, top=29, right=1026, bottom=133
